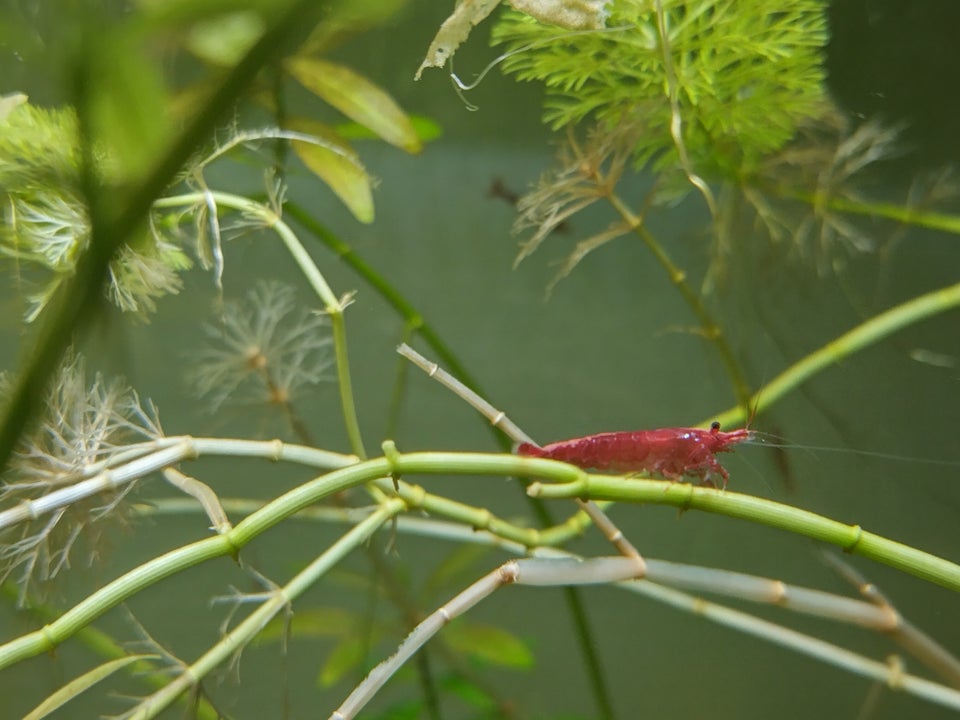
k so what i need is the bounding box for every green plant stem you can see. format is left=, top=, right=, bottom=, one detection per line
left=606, top=191, right=753, bottom=409
left=285, top=204, right=615, bottom=716
left=790, top=189, right=960, bottom=235
left=527, top=472, right=960, bottom=593
left=711, top=279, right=960, bottom=429
left=0, top=584, right=221, bottom=720
left=128, top=502, right=403, bottom=720
left=264, top=207, right=367, bottom=460
left=5, top=449, right=960, bottom=671
left=0, top=0, right=339, bottom=477
left=284, top=202, right=504, bottom=450
left=154, top=192, right=367, bottom=459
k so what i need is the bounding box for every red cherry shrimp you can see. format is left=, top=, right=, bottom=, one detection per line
left=516, top=422, right=753, bottom=489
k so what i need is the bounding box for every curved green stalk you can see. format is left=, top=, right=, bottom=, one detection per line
left=284, top=203, right=504, bottom=450
left=527, top=472, right=960, bottom=593
left=126, top=503, right=403, bottom=720
left=4, top=448, right=959, bottom=671
left=153, top=192, right=367, bottom=459
left=711, top=280, right=960, bottom=429
left=284, top=203, right=615, bottom=716
left=792, top=190, right=960, bottom=235
left=607, top=192, right=753, bottom=409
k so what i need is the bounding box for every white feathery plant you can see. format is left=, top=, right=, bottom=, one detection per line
left=0, top=353, right=161, bottom=604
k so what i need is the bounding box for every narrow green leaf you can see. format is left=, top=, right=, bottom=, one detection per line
left=23, top=654, right=159, bottom=720
left=319, top=634, right=366, bottom=687
left=335, top=114, right=443, bottom=144
left=286, top=116, right=375, bottom=223
left=444, top=621, right=534, bottom=669
left=286, top=56, right=422, bottom=153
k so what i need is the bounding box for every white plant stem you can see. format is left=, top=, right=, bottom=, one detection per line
left=330, top=548, right=960, bottom=719
left=0, top=437, right=356, bottom=533
left=331, top=555, right=646, bottom=720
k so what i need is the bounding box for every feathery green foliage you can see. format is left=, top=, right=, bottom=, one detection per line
left=0, top=99, right=192, bottom=320
left=493, top=0, right=828, bottom=177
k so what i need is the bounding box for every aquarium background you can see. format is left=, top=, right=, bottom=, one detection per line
left=1, top=1, right=959, bottom=718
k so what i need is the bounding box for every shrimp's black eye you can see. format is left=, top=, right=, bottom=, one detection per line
left=711, top=421, right=721, bottom=431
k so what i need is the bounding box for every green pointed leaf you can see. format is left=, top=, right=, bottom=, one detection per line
left=286, top=116, right=375, bottom=223
left=335, top=114, right=443, bottom=144
left=319, top=634, right=367, bottom=687
left=444, top=621, right=534, bottom=669
left=286, top=56, right=422, bottom=154
left=23, top=654, right=158, bottom=720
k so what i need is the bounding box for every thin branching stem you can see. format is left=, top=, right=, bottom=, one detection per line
left=785, top=188, right=960, bottom=235
left=330, top=551, right=960, bottom=718
left=283, top=204, right=501, bottom=442
left=144, top=497, right=960, bottom=684
left=652, top=0, right=718, bottom=216
left=153, top=192, right=367, bottom=458
left=0, top=436, right=356, bottom=534
left=605, top=192, right=753, bottom=408
left=331, top=555, right=646, bottom=720
left=10, top=450, right=956, bottom=670
left=527, top=471, right=960, bottom=593
left=398, top=343, right=643, bottom=560
left=394, top=342, right=628, bottom=719
left=124, top=502, right=403, bottom=720
left=710, top=279, right=960, bottom=429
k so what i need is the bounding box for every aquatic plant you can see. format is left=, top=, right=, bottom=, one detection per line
left=1, top=2, right=959, bottom=719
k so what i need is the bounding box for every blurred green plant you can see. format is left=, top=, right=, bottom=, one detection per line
left=0, top=98, right=192, bottom=320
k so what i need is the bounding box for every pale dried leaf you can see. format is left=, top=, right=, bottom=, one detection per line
left=417, top=0, right=610, bottom=80
left=509, top=0, right=610, bottom=30
left=416, top=0, right=500, bottom=80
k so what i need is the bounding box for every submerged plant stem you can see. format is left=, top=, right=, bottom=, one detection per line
left=711, top=279, right=960, bottom=429
left=607, top=192, right=753, bottom=408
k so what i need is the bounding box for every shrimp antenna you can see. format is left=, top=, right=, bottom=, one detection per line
left=448, top=24, right=633, bottom=110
